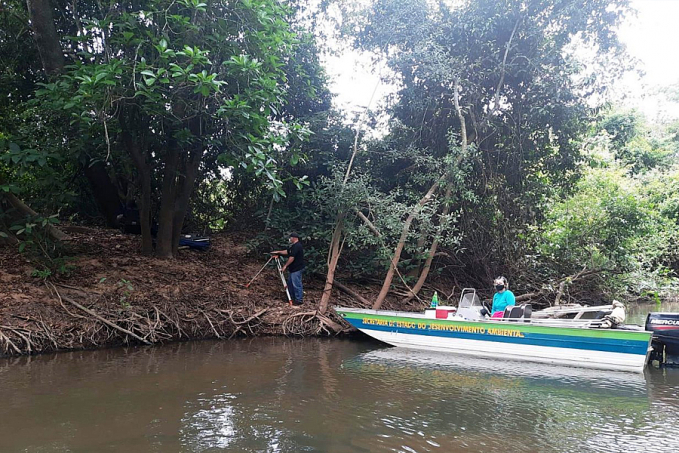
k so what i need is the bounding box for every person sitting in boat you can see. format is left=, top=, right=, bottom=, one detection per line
left=599, top=300, right=626, bottom=328
left=483, top=276, right=515, bottom=318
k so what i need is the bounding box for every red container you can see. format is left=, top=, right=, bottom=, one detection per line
left=435, top=309, right=449, bottom=319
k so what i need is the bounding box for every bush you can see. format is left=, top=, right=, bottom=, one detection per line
left=536, top=163, right=679, bottom=298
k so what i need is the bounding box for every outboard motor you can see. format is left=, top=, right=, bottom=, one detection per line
left=646, top=313, right=679, bottom=366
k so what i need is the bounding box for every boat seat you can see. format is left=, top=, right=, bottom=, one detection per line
left=523, top=304, right=532, bottom=319
left=504, top=306, right=524, bottom=320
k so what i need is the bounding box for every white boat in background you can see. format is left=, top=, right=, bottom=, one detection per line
left=530, top=303, right=613, bottom=320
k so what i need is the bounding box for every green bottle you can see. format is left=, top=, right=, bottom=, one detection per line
left=431, top=291, right=439, bottom=308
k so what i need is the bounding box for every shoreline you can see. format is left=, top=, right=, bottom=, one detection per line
left=0, top=228, right=359, bottom=357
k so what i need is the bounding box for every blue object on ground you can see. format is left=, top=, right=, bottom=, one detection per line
left=178, top=234, right=211, bottom=250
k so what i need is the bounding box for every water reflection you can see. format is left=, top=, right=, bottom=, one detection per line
left=181, top=394, right=236, bottom=450
left=348, top=348, right=655, bottom=452
left=1, top=338, right=679, bottom=452
left=627, top=300, right=679, bottom=325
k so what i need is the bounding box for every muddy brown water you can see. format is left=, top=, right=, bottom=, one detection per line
left=2, top=308, right=679, bottom=452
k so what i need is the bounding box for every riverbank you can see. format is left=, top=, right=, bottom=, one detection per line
left=6, top=226, right=666, bottom=358
left=1, top=227, right=378, bottom=356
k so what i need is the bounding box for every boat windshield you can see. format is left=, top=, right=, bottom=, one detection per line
left=459, top=289, right=482, bottom=308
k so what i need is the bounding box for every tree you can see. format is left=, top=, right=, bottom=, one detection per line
left=36, top=0, right=311, bottom=257
left=338, top=0, right=634, bottom=304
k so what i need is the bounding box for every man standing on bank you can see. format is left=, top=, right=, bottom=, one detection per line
left=272, top=233, right=305, bottom=306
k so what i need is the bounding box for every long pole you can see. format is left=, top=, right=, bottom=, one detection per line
left=275, top=256, right=293, bottom=306
left=245, top=255, right=274, bottom=288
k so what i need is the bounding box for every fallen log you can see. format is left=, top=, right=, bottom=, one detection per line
left=333, top=280, right=372, bottom=306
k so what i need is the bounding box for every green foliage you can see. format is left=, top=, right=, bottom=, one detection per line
left=3, top=213, right=75, bottom=277
left=36, top=0, right=309, bottom=192
left=597, top=110, right=675, bottom=174
left=0, top=137, right=68, bottom=201
left=599, top=110, right=643, bottom=152
left=117, top=279, right=135, bottom=309
left=536, top=154, right=679, bottom=297
left=529, top=104, right=679, bottom=299
left=0, top=0, right=331, bottom=249
left=539, top=168, right=646, bottom=269
left=325, top=0, right=636, bottom=283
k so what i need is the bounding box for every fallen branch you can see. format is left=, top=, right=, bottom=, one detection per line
left=515, top=268, right=608, bottom=304
left=230, top=308, right=268, bottom=325
left=3, top=192, right=70, bottom=241
left=333, top=280, right=372, bottom=307
left=59, top=293, right=151, bottom=345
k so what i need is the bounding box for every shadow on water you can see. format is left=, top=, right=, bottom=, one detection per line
left=1, top=337, right=679, bottom=452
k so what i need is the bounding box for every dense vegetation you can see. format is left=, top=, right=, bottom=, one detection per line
left=2, top=0, right=678, bottom=309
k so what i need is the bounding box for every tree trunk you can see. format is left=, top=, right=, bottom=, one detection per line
left=155, top=117, right=203, bottom=258
left=318, top=214, right=345, bottom=314
left=155, top=138, right=180, bottom=258
left=403, top=187, right=453, bottom=303
left=120, top=120, right=153, bottom=255
left=372, top=181, right=441, bottom=310
left=318, top=206, right=381, bottom=313
left=170, top=148, right=202, bottom=256
left=26, top=0, right=64, bottom=76
left=83, top=160, right=123, bottom=227
left=406, top=232, right=427, bottom=279
left=138, top=168, right=153, bottom=254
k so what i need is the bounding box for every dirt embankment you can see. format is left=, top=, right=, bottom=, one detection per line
left=0, top=227, right=367, bottom=357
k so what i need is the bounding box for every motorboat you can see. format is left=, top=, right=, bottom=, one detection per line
left=335, top=288, right=679, bottom=373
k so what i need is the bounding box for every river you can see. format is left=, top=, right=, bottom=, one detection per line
left=1, top=333, right=679, bottom=453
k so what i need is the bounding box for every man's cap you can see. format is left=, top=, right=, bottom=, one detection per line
left=289, top=232, right=300, bottom=238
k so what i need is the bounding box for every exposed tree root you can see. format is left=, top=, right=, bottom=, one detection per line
left=0, top=279, right=353, bottom=357
left=58, top=290, right=152, bottom=345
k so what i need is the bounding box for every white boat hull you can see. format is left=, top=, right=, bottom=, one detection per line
left=360, top=328, right=647, bottom=373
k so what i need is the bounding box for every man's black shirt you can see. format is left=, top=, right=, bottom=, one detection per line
left=287, top=241, right=305, bottom=273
